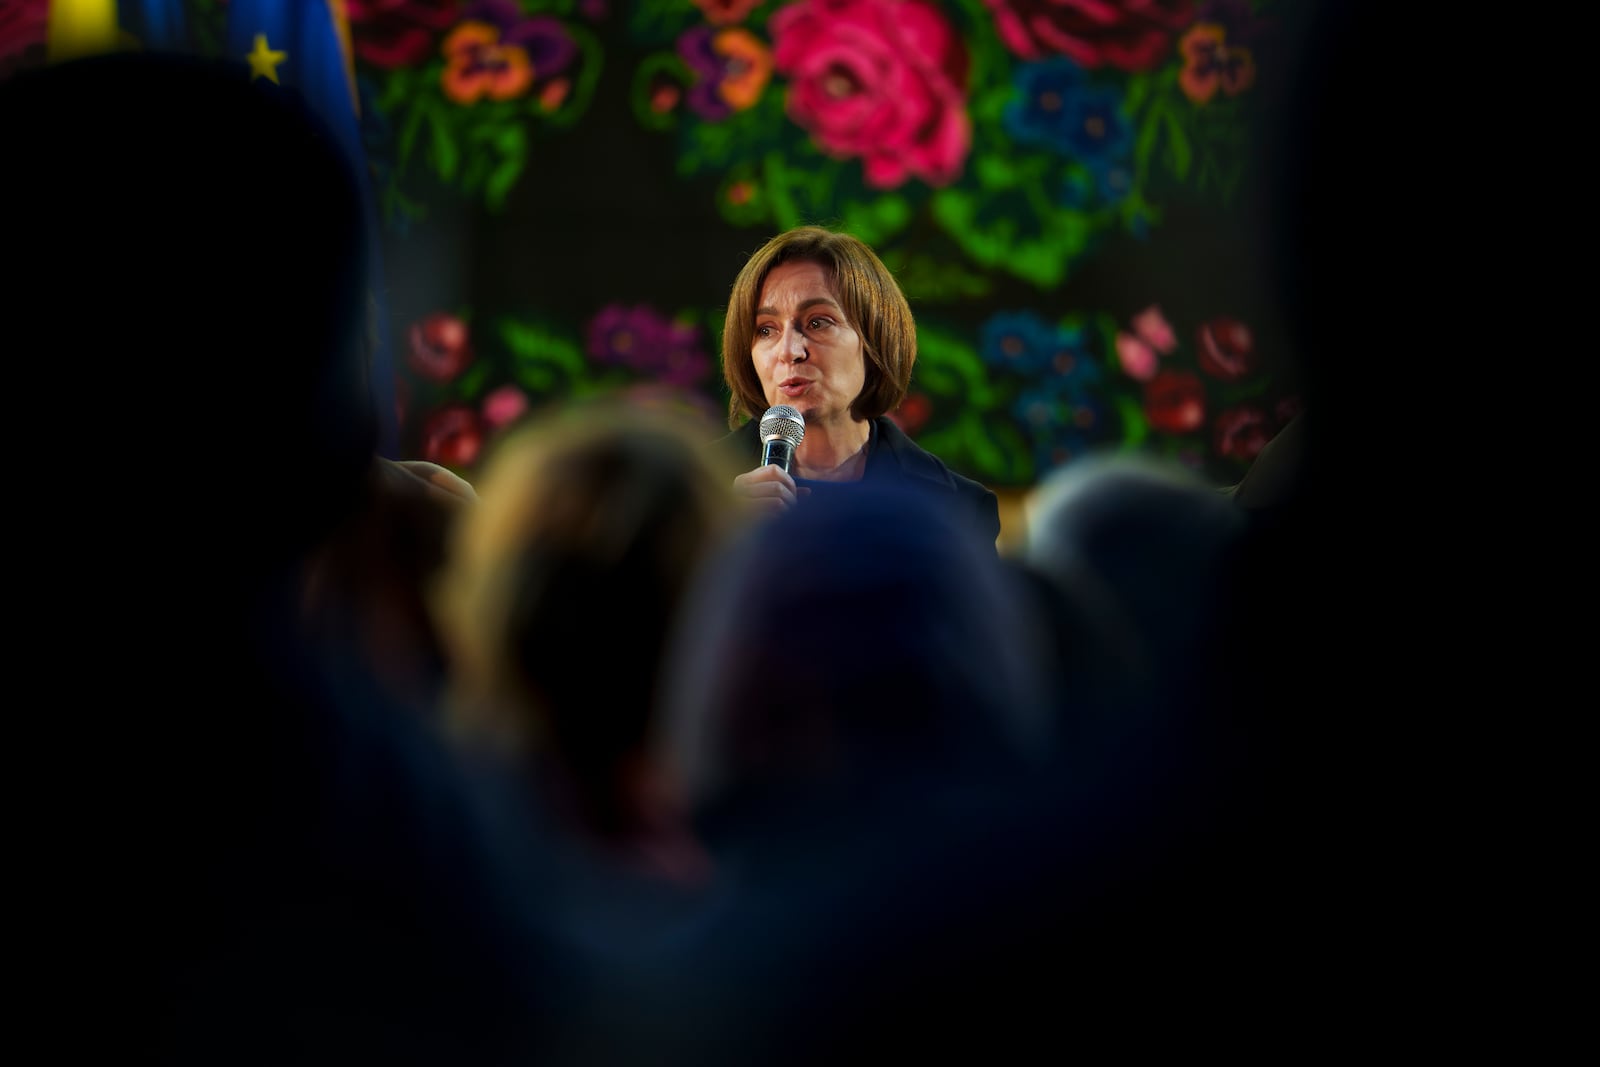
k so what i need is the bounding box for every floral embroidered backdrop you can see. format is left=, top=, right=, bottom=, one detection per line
left=4, top=0, right=1304, bottom=490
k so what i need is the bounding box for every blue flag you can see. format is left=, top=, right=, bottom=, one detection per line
left=119, top=0, right=188, bottom=51
left=226, top=0, right=401, bottom=457
left=226, top=1, right=362, bottom=175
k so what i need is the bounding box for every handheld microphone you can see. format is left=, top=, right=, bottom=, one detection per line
left=758, top=405, right=805, bottom=474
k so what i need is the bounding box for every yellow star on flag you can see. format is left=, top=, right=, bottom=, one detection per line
left=246, top=34, right=287, bottom=83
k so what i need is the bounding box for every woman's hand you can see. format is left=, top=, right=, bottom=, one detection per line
left=731, top=464, right=808, bottom=516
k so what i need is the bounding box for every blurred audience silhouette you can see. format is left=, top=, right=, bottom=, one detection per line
left=430, top=394, right=744, bottom=884
left=551, top=482, right=1063, bottom=1064
left=424, top=394, right=758, bottom=1062
left=1018, top=450, right=1250, bottom=744
left=300, top=452, right=480, bottom=717
left=6, top=49, right=570, bottom=1064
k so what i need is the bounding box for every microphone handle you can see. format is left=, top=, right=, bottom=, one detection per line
left=761, top=437, right=796, bottom=474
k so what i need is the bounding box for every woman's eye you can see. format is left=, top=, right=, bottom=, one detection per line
left=808, top=318, right=832, bottom=331
left=754, top=325, right=774, bottom=339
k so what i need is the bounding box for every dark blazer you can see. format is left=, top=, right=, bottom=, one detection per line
left=722, top=414, right=1001, bottom=550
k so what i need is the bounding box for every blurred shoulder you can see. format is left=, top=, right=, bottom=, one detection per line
left=872, top=418, right=999, bottom=546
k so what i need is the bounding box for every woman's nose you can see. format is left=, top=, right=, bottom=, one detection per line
left=785, top=325, right=808, bottom=361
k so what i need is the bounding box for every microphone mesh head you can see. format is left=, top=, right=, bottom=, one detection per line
left=759, top=404, right=805, bottom=447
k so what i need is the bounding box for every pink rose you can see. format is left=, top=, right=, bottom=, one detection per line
left=1131, top=304, right=1177, bottom=353
left=771, top=0, right=971, bottom=189
left=1115, top=330, right=1159, bottom=382
left=480, top=384, right=529, bottom=430
left=984, top=0, right=1194, bottom=72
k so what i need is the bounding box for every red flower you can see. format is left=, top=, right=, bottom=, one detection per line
left=1213, top=404, right=1271, bottom=461
left=346, top=0, right=461, bottom=69
left=407, top=312, right=474, bottom=383
left=985, top=0, right=1195, bottom=72
left=0, top=0, right=48, bottom=79
left=1143, top=368, right=1205, bottom=434
left=888, top=393, right=933, bottom=435
left=1195, top=316, right=1255, bottom=382
left=419, top=403, right=485, bottom=469
left=694, top=0, right=763, bottom=24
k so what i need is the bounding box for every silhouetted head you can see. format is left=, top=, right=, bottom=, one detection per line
left=433, top=394, right=743, bottom=838
left=659, top=482, right=1055, bottom=827
left=3, top=49, right=377, bottom=573
left=1021, top=451, right=1249, bottom=724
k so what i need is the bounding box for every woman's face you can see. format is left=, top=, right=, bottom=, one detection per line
left=751, top=260, right=865, bottom=426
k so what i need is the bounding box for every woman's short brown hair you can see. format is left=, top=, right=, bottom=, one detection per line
left=720, top=225, right=916, bottom=429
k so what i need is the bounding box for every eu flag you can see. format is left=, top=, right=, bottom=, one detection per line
left=226, top=0, right=364, bottom=192
left=226, top=0, right=401, bottom=457
left=119, top=0, right=187, bottom=51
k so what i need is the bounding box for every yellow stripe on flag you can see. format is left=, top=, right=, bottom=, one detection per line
left=47, top=0, right=119, bottom=62
left=329, top=0, right=359, bottom=117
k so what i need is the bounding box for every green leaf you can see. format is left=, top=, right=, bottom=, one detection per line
left=985, top=416, right=1037, bottom=485
left=932, top=190, right=1090, bottom=289
left=1113, top=393, right=1148, bottom=449
left=1124, top=70, right=1155, bottom=115
left=975, top=153, right=1019, bottom=188
left=395, top=91, right=427, bottom=168
left=499, top=319, right=588, bottom=389
left=541, top=23, right=604, bottom=129
left=456, top=361, right=489, bottom=399
left=913, top=409, right=1022, bottom=485
left=483, top=125, right=527, bottom=211
left=959, top=410, right=1007, bottom=474
left=1133, top=96, right=1164, bottom=183
left=839, top=194, right=910, bottom=248
left=887, top=251, right=993, bottom=303
left=1163, top=107, right=1192, bottom=179
left=916, top=325, right=998, bottom=407
left=631, top=53, right=687, bottom=132
left=763, top=151, right=802, bottom=231
left=431, top=106, right=460, bottom=181
left=632, top=0, right=701, bottom=38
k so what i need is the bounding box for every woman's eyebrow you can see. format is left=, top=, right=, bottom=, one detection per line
left=755, top=297, right=842, bottom=317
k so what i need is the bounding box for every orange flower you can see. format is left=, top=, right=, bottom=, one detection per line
left=1178, top=23, right=1255, bottom=105
left=441, top=20, right=534, bottom=104
left=713, top=28, right=772, bottom=111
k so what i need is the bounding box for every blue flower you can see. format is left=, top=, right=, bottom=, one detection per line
left=1013, top=379, right=1111, bottom=475
left=980, top=311, right=1060, bottom=374
left=1061, top=83, right=1131, bottom=164
left=1004, top=58, right=1087, bottom=152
